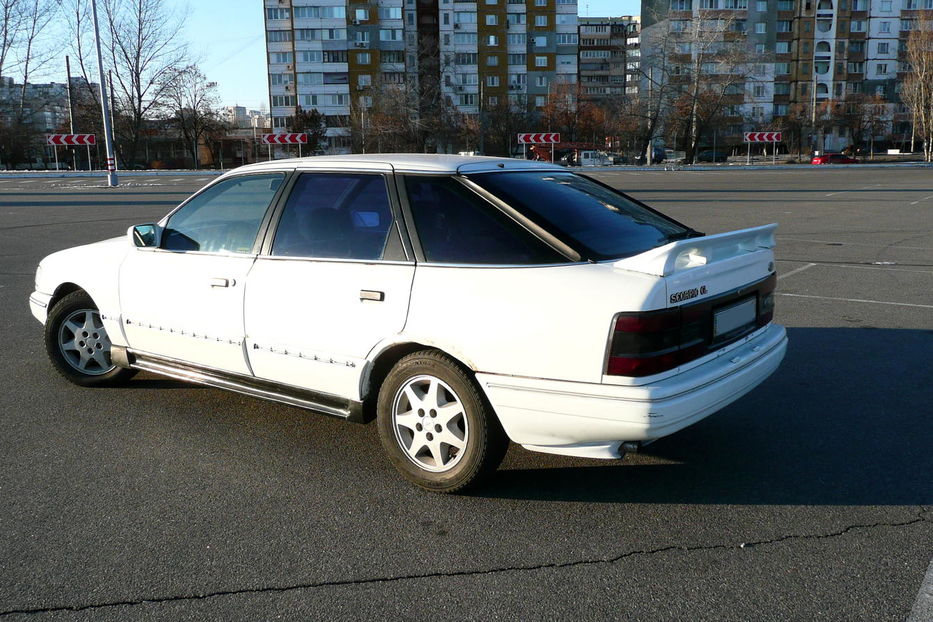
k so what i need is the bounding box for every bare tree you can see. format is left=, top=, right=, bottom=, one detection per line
left=161, top=64, right=220, bottom=168
left=100, top=0, right=188, bottom=167
left=902, top=11, right=933, bottom=161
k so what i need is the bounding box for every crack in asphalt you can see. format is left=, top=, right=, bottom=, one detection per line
left=1, top=508, right=929, bottom=617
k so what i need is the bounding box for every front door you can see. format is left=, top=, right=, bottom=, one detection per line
left=119, top=172, right=287, bottom=374
left=244, top=171, right=415, bottom=400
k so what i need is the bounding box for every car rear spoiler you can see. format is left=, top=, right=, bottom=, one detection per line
left=612, top=224, right=777, bottom=277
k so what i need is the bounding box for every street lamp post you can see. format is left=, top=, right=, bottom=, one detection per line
left=90, top=0, right=118, bottom=187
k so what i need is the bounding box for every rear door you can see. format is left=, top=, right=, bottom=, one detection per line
left=243, top=168, right=415, bottom=400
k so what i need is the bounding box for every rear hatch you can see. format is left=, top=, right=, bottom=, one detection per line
left=606, top=225, right=777, bottom=377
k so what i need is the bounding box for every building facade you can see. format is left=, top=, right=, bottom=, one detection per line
left=578, top=16, right=641, bottom=99
left=640, top=0, right=922, bottom=153
left=263, top=0, right=579, bottom=153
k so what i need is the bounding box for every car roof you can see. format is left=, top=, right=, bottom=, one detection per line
left=227, top=153, right=566, bottom=176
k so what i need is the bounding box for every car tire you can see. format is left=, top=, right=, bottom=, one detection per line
left=44, top=290, right=136, bottom=387
left=377, top=350, right=508, bottom=493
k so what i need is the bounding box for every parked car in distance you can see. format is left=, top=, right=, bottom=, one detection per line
left=577, top=150, right=611, bottom=167
left=696, top=150, right=730, bottom=163
left=31, top=155, right=787, bottom=493
left=607, top=152, right=628, bottom=165
left=811, top=153, right=858, bottom=164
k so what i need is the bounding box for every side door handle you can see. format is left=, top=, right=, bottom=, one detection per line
left=360, top=289, right=384, bottom=302
left=209, top=277, right=234, bottom=288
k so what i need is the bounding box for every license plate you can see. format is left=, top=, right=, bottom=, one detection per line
left=714, top=297, right=756, bottom=338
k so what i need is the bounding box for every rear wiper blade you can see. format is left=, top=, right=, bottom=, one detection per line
left=666, top=229, right=705, bottom=242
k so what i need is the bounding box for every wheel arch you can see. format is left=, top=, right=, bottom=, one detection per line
left=360, top=341, right=478, bottom=423
left=49, top=282, right=86, bottom=309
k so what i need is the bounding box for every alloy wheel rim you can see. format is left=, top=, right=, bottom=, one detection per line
left=392, top=374, right=469, bottom=473
left=57, top=308, right=115, bottom=376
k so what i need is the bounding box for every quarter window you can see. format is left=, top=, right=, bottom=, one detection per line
left=162, top=174, right=284, bottom=253
left=404, top=176, right=564, bottom=265
left=272, top=174, right=394, bottom=260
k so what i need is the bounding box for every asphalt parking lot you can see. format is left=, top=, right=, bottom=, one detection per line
left=1, top=167, right=931, bottom=620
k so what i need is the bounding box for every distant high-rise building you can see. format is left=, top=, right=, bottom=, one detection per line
left=639, top=0, right=917, bottom=152
left=578, top=16, right=641, bottom=99
left=263, top=0, right=579, bottom=153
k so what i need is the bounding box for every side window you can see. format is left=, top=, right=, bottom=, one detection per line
left=162, top=174, right=284, bottom=253
left=271, top=173, right=393, bottom=260
left=403, top=176, right=565, bottom=265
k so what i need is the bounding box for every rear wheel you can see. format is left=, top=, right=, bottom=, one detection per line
left=44, top=290, right=136, bottom=387
left=377, top=351, right=508, bottom=493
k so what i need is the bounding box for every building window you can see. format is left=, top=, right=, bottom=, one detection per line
left=877, top=63, right=888, bottom=74
left=877, top=42, right=889, bottom=54
left=487, top=75, right=500, bottom=86
left=486, top=14, right=498, bottom=25
left=850, top=20, right=865, bottom=32
left=487, top=35, right=499, bottom=46
left=880, top=21, right=890, bottom=32
left=535, top=15, right=547, bottom=26
left=357, top=52, right=371, bottom=64
left=487, top=54, right=499, bottom=66
left=777, top=20, right=791, bottom=32
left=270, top=52, right=293, bottom=64
left=535, top=56, right=548, bottom=67
left=774, top=82, right=790, bottom=95
left=755, top=22, right=766, bottom=33
left=358, top=74, right=371, bottom=87
left=267, top=30, right=292, bottom=43
left=535, top=35, right=548, bottom=47
left=776, top=41, right=790, bottom=53
left=535, top=95, right=545, bottom=106
left=266, top=8, right=290, bottom=19
left=556, top=34, right=578, bottom=44
left=756, top=0, right=767, bottom=9
left=507, top=12, right=526, bottom=25
left=459, top=94, right=477, bottom=106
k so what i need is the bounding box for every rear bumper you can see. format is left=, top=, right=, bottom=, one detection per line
left=477, top=323, right=787, bottom=459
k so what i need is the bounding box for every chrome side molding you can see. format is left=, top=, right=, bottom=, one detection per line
left=127, top=350, right=365, bottom=422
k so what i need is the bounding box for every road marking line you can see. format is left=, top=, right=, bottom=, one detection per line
left=778, top=236, right=929, bottom=251
left=774, top=261, right=933, bottom=275
left=909, top=194, right=933, bottom=205
left=908, top=557, right=933, bottom=622
left=777, top=263, right=817, bottom=280
left=776, top=293, right=933, bottom=309
left=825, top=184, right=880, bottom=197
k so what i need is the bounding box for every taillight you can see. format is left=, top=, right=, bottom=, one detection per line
left=606, top=274, right=777, bottom=378
left=606, top=308, right=707, bottom=377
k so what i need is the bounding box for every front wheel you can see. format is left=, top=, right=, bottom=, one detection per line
left=377, top=351, right=508, bottom=493
left=44, top=290, right=136, bottom=387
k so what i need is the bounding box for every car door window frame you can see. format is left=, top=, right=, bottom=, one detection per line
left=259, top=170, right=414, bottom=265
left=149, top=170, right=294, bottom=257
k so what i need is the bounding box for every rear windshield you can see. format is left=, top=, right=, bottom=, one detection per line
left=467, top=172, right=690, bottom=261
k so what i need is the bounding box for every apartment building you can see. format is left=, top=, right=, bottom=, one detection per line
left=578, top=16, right=641, bottom=99
left=641, top=0, right=920, bottom=152
left=263, top=0, right=578, bottom=153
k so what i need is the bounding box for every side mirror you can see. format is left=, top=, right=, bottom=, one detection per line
left=129, top=224, right=161, bottom=248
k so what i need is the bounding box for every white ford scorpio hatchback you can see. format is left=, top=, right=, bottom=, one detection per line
left=30, top=155, right=787, bottom=492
